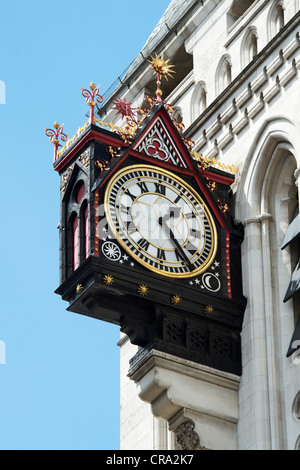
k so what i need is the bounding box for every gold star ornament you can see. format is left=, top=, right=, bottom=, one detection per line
left=204, top=305, right=214, bottom=317
left=171, top=295, right=182, bottom=307
left=137, top=285, right=149, bottom=296
left=148, top=53, right=175, bottom=80
left=103, top=274, right=114, bottom=286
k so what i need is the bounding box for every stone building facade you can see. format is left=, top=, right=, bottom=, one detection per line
left=95, top=0, right=300, bottom=450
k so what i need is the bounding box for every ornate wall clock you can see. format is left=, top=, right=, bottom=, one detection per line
left=104, top=165, right=217, bottom=278
left=51, top=97, right=246, bottom=375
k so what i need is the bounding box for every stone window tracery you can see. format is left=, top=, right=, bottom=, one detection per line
left=191, top=82, right=207, bottom=122
left=216, top=56, right=232, bottom=96
left=268, top=1, right=285, bottom=40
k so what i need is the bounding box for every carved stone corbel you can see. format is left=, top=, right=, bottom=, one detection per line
left=175, top=420, right=200, bottom=450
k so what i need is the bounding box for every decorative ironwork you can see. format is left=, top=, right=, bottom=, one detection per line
left=217, top=199, right=230, bottom=214
left=206, top=179, right=218, bottom=191
left=175, top=420, right=200, bottom=450
left=44, top=122, right=68, bottom=162
left=106, top=145, right=121, bottom=158
left=78, top=150, right=89, bottom=168
left=191, top=150, right=239, bottom=175
left=95, top=160, right=110, bottom=172
left=148, top=53, right=175, bottom=102
left=81, top=82, right=104, bottom=124
left=60, top=165, right=74, bottom=193
left=112, top=97, right=137, bottom=120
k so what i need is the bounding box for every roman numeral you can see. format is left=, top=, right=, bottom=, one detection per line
left=157, top=248, right=166, bottom=260
left=155, top=183, right=166, bottom=195
left=137, top=180, right=149, bottom=194
left=138, top=238, right=150, bottom=251
left=125, top=189, right=136, bottom=201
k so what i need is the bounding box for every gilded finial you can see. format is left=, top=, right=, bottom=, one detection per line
left=81, top=82, right=104, bottom=124
left=148, top=53, right=175, bottom=102
left=44, top=122, right=68, bottom=162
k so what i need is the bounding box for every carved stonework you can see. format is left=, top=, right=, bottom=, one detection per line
left=175, top=420, right=200, bottom=450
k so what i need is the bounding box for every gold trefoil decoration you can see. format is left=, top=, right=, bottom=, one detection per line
left=103, top=274, right=114, bottom=286
left=171, top=295, right=182, bottom=307
left=204, top=305, right=214, bottom=317
left=137, top=285, right=149, bottom=297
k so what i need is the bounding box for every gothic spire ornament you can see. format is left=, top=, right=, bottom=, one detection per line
left=81, top=82, right=104, bottom=124
left=44, top=122, right=68, bottom=162
left=148, top=53, right=175, bottom=101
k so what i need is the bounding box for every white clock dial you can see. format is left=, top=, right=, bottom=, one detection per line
left=104, top=165, right=217, bottom=278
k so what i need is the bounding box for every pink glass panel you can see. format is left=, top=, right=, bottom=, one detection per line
left=84, top=205, right=89, bottom=259
left=75, top=182, right=85, bottom=204
left=73, top=216, right=79, bottom=270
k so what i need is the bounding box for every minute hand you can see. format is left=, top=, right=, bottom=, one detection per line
left=158, top=215, right=193, bottom=270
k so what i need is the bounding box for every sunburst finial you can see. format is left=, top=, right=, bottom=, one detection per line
left=148, top=53, right=175, bottom=101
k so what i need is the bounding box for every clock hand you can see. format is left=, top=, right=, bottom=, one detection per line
left=158, top=210, right=193, bottom=270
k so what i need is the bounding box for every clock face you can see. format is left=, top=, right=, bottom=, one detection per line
left=104, top=165, right=217, bottom=278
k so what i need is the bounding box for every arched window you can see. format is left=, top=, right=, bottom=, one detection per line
left=73, top=215, right=79, bottom=271
left=82, top=201, right=89, bottom=261
left=268, top=1, right=285, bottom=41
left=216, top=56, right=232, bottom=96
left=241, top=27, right=258, bottom=68
left=67, top=180, right=89, bottom=275
left=236, top=120, right=300, bottom=446
left=191, top=82, right=207, bottom=122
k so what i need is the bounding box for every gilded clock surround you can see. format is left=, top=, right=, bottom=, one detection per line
left=104, top=164, right=218, bottom=279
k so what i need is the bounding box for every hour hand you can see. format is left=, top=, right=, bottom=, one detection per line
left=158, top=210, right=193, bottom=270
left=159, top=207, right=180, bottom=225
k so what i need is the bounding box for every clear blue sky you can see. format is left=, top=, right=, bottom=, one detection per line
left=0, top=0, right=171, bottom=450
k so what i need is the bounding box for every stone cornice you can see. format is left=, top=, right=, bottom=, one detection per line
left=185, top=11, right=300, bottom=147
